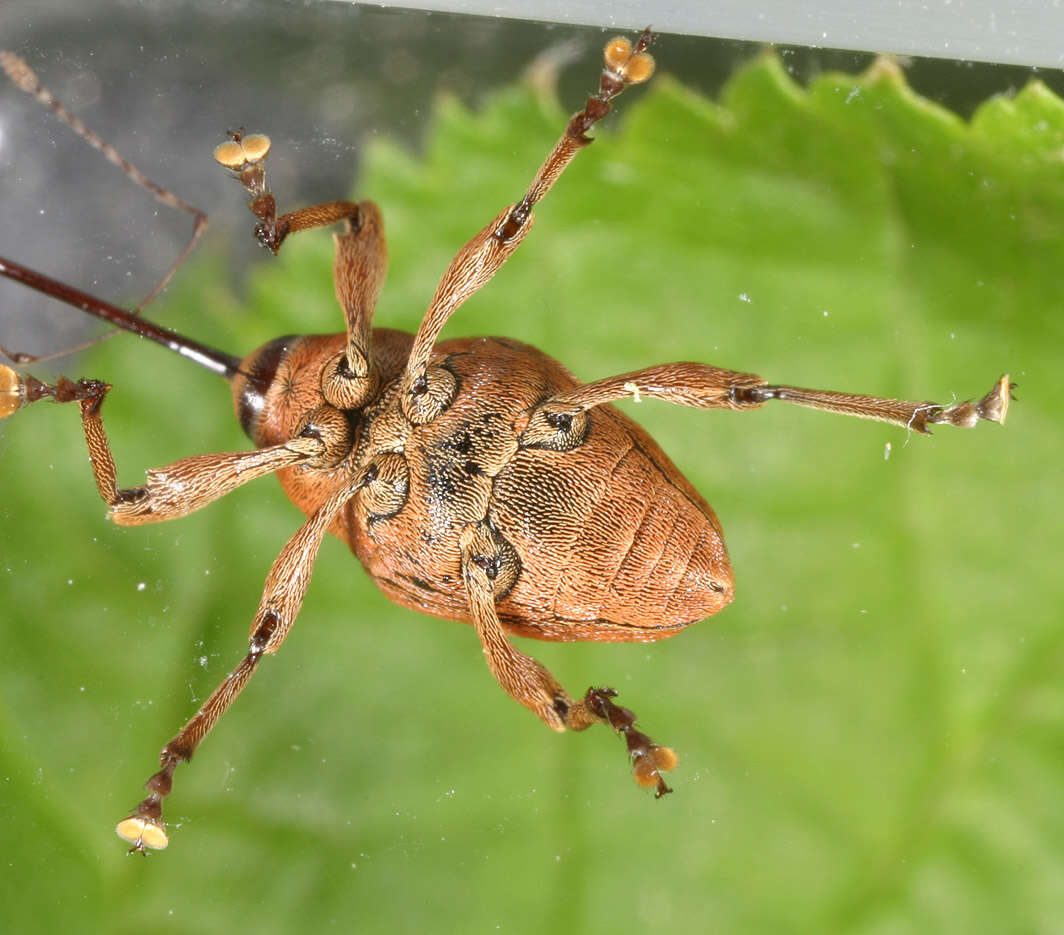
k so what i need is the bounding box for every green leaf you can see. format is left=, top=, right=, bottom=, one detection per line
left=2, top=55, right=1060, bottom=933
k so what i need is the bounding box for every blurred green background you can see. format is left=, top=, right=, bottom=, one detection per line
left=1, top=7, right=1062, bottom=934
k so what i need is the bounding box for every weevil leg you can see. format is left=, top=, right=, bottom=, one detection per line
left=461, top=522, right=570, bottom=731
left=518, top=363, right=1013, bottom=438
left=77, top=389, right=331, bottom=525
left=213, top=131, right=371, bottom=257
left=401, top=29, right=657, bottom=387
left=118, top=471, right=366, bottom=852
left=97, top=440, right=327, bottom=526
left=0, top=366, right=105, bottom=420
left=565, top=688, right=677, bottom=798
left=460, top=521, right=676, bottom=796
left=0, top=367, right=328, bottom=524
left=0, top=52, right=208, bottom=361
left=213, top=133, right=387, bottom=404
left=321, top=202, right=388, bottom=409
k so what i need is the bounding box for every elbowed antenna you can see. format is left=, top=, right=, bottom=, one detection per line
left=0, top=255, right=242, bottom=379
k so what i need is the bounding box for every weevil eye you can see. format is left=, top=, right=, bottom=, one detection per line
left=232, top=335, right=298, bottom=442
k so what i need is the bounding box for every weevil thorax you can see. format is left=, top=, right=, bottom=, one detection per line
left=229, top=327, right=415, bottom=514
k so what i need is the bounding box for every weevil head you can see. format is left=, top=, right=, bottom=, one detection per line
left=232, top=333, right=351, bottom=448
left=233, top=329, right=415, bottom=451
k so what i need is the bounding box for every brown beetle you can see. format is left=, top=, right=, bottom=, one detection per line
left=0, top=32, right=1011, bottom=854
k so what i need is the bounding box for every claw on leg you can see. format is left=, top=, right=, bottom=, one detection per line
left=116, top=751, right=179, bottom=853
left=565, top=687, right=677, bottom=798
left=927, top=373, right=1013, bottom=429
left=116, top=800, right=170, bottom=853
left=0, top=364, right=110, bottom=420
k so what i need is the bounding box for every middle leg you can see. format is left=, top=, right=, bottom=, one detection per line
left=460, top=521, right=677, bottom=797
left=116, top=469, right=369, bottom=852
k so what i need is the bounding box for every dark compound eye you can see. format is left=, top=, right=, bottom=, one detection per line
left=236, top=335, right=297, bottom=441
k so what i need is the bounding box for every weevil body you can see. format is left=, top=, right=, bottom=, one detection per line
left=0, top=32, right=1011, bottom=853
left=240, top=329, right=732, bottom=640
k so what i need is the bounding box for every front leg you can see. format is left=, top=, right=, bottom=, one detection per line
left=117, top=471, right=366, bottom=852
left=460, top=521, right=677, bottom=796
left=1, top=368, right=324, bottom=525
left=401, top=30, right=657, bottom=385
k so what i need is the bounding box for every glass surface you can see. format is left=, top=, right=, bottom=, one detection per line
left=0, top=3, right=1059, bottom=933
